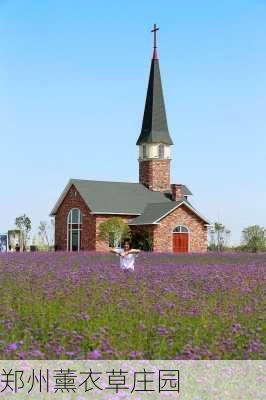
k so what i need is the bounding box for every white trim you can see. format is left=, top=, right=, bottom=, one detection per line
left=173, top=225, right=190, bottom=233
left=138, top=157, right=172, bottom=161
left=153, top=201, right=211, bottom=225
left=90, top=212, right=141, bottom=216
left=128, top=222, right=159, bottom=226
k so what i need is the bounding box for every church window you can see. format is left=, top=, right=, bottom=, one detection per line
left=67, top=208, right=82, bottom=251
left=143, top=144, right=147, bottom=158
left=158, top=144, right=164, bottom=158
left=173, top=226, right=189, bottom=233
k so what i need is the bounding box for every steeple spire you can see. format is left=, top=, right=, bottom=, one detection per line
left=136, top=24, right=173, bottom=146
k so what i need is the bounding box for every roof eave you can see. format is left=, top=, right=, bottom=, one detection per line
left=153, top=201, right=211, bottom=225
left=128, top=222, right=159, bottom=226
left=91, top=212, right=141, bottom=216
left=136, top=134, right=174, bottom=146
left=131, top=201, right=211, bottom=226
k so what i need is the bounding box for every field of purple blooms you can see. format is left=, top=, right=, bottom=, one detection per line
left=0, top=251, right=265, bottom=360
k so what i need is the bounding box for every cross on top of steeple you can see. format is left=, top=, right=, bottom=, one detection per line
left=151, top=23, right=159, bottom=59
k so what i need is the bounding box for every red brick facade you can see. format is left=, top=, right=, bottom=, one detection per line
left=139, top=159, right=171, bottom=191
left=55, top=186, right=207, bottom=253
left=171, top=184, right=184, bottom=201
left=54, top=186, right=135, bottom=251
left=54, top=185, right=95, bottom=251
left=153, top=204, right=208, bottom=252
left=131, top=204, right=207, bottom=253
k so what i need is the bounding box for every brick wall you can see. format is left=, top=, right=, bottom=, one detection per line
left=55, top=188, right=136, bottom=251
left=153, top=204, right=208, bottom=252
left=54, top=185, right=96, bottom=251
left=171, top=184, right=184, bottom=201
left=139, top=159, right=171, bottom=191
left=54, top=185, right=207, bottom=253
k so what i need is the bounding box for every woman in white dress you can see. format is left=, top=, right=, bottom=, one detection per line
left=110, top=239, right=140, bottom=271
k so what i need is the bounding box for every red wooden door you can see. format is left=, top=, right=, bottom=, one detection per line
left=173, top=233, right=189, bottom=253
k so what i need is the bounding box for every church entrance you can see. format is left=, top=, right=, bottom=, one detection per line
left=172, top=226, right=189, bottom=253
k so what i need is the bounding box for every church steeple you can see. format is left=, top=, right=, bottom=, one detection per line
left=136, top=24, right=173, bottom=146
left=137, top=25, right=173, bottom=192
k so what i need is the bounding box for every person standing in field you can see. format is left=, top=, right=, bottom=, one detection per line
left=110, top=239, right=140, bottom=271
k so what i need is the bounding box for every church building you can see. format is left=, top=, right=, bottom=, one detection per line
left=50, top=25, right=210, bottom=252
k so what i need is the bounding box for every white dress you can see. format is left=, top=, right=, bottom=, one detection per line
left=117, top=249, right=136, bottom=271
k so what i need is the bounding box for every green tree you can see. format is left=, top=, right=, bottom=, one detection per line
left=98, top=217, right=131, bottom=248
left=242, top=225, right=266, bottom=252
left=15, top=214, right=32, bottom=251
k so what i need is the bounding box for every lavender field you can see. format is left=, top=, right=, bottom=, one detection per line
left=0, top=252, right=265, bottom=360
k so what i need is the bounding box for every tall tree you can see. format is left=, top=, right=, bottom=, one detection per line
left=242, top=225, right=266, bottom=252
left=15, top=214, right=32, bottom=251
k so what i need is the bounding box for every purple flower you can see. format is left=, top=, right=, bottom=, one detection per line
left=54, top=345, right=64, bottom=355
left=30, top=350, right=44, bottom=358
left=232, top=323, right=242, bottom=334
left=65, top=351, right=76, bottom=357
left=0, top=250, right=264, bottom=360
left=5, top=342, right=17, bottom=352
left=88, top=349, right=101, bottom=359
left=79, top=312, right=90, bottom=321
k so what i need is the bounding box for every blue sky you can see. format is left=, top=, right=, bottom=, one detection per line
left=1, top=0, right=266, bottom=244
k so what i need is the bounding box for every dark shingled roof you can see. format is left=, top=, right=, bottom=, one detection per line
left=136, top=58, right=173, bottom=145
left=50, top=179, right=173, bottom=216
left=129, top=199, right=210, bottom=225
left=181, top=185, right=193, bottom=196
left=50, top=179, right=210, bottom=224
left=128, top=201, right=183, bottom=225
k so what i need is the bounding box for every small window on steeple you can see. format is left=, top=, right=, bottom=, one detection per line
left=158, top=144, right=164, bottom=159
left=143, top=144, right=147, bottom=158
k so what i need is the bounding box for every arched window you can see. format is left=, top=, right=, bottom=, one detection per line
left=67, top=208, right=82, bottom=251
left=173, top=226, right=189, bottom=233
left=143, top=144, right=147, bottom=158
left=158, top=144, right=164, bottom=159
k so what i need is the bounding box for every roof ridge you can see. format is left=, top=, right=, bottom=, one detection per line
left=71, top=178, right=140, bottom=185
